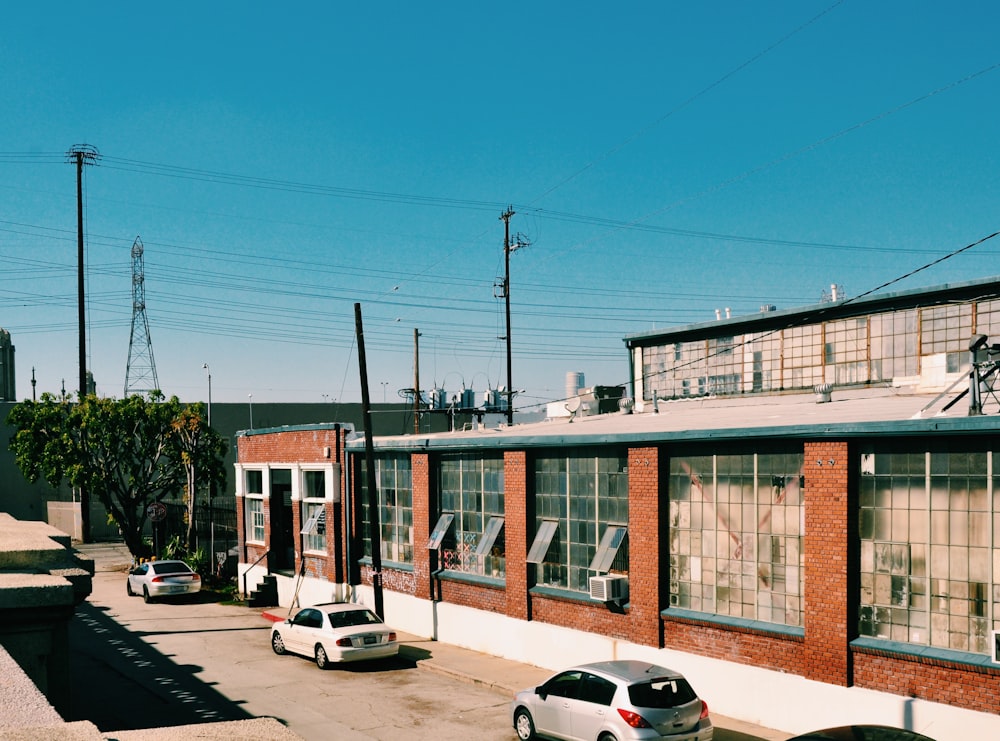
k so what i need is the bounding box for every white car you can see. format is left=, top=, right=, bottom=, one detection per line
left=270, top=603, right=399, bottom=669
left=512, top=660, right=713, bottom=741
left=126, top=559, right=202, bottom=603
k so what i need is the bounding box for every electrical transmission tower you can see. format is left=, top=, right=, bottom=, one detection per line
left=124, top=236, right=160, bottom=396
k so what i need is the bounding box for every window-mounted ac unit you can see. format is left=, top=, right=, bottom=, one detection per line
left=589, top=574, right=628, bottom=602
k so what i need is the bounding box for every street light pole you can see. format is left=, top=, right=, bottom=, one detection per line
left=203, top=363, right=212, bottom=427
left=381, top=381, right=388, bottom=403
left=248, top=393, right=253, bottom=428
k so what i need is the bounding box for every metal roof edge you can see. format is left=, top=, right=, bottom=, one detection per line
left=237, top=421, right=354, bottom=438
left=344, top=414, right=1000, bottom=452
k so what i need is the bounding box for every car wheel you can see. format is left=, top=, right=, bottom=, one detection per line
left=513, top=708, right=535, bottom=741
left=271, top=632, right=286, bottom=655
left=126, top=579, right=134, bottom=597
left=597, top=734, right=619, bottom=741
left=143, top=586, right=152, bottom=604
left=315, top=644, right=330, bottom=670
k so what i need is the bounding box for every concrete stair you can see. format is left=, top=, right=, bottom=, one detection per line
left=248, top=574, right=278, bottom=607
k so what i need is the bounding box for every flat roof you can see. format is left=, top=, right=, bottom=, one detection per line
left=347, top=383, right=1000, bottom=452
left=623, top=274, right=1000, bottom=347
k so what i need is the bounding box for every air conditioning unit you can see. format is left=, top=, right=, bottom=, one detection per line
left=589, top=575, right=629, bottom=602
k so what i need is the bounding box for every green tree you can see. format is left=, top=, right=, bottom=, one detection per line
left=169, top=403, right=228, bottom=552
left=6, top=392, right=228, bottom=559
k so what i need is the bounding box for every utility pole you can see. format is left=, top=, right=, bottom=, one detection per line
left=68, top=143, right=99, bottom=543
left=499, top=207, right=527, bottom=426
left=355, top=303, right=384, bottom=618
left=413, top=328, right=421, bottom=434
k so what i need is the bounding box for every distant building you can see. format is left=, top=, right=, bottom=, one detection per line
left=0, top=329, right=14, bottom=401
left=235, top=274, right=1000, bottom=739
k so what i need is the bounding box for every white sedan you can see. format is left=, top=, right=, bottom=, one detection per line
left=126, top=559, right=202, bottom=603
left=270, top=603, right=399, bottom=669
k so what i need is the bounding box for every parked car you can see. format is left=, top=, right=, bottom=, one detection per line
left=511, top=660, right=713, bottom=741
left=270, top=603, right=399, bottom=669
left=787, top=726, right=936, bottom=741
left=126, top=559, right=201, bottom=603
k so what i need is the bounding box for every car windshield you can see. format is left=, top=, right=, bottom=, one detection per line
left=328, top=609, right=382, bottom=629
left=627, top=677, right=697, bottom=709
left=152, top=562, right=192, bottom=575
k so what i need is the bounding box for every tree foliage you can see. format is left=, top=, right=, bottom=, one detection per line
left=6, top=392, right=227, bottom=558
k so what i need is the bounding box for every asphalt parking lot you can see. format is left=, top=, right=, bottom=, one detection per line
left=66, top=543, right=790, bottom=741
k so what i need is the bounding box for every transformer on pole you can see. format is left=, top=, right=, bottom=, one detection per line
left=124, top=236, right=160, bottom=396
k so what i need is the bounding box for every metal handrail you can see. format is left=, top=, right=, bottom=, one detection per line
left=242, top=549, right=270, bottom=600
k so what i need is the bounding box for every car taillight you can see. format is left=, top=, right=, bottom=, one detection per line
left=151, top=576, right=164, bottom=583
left=335, top=637, right=353, bottom=647
left=616, top=708, right=652, bottom=728
left=700, top=700, right=709, bottom=720
left=191, top=574, right=200, bottom=581
left=388, top=632, right=397, bottom=642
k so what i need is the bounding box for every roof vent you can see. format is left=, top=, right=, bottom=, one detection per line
left=814, top=383, right=832, bottom=403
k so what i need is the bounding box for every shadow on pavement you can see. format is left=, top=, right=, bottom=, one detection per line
left=66, top=601, right=271, bottom=733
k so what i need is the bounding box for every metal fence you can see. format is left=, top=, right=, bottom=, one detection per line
left=161, top=502, right=238, bottom=576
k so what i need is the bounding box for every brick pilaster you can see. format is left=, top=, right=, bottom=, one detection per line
left=505, top=450, right=529, bottom=621
left=804, top=440, right=851, bottom=685
left=628, top=446, right=663, bottom=647
left=411, top=453, right=432, bottom=600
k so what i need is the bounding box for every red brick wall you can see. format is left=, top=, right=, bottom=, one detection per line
left=854, top=645, right=1000, bottom=714
left=238, top=428, right=343, bottom=464
left=439, top=578, right=506, bottom=614
left=412, top=453, right=432, bottom=600
left=804, top=441, right=850, bottom=685
left=663, top=615, right=804, bottom=671
left=505, top=450, right=529, bottom=621
left=531, top=593, right=636, bottom=639
left=236, top=427, right=345, bottom=581
left=628, top=447, right=663, bottom=648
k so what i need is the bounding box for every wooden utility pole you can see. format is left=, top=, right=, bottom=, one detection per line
left=354, top=303, right=384, bottom=618
left=501, top=207, right=515, bottom=425
left=413, top=328, right=421, bottom=434
left=68, top=144, right=98, bottom=542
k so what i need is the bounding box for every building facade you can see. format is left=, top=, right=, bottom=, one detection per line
left=236, top=277, right=1000, bottom=740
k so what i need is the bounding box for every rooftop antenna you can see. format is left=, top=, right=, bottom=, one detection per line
left=124, top=236, right=160, bottom=396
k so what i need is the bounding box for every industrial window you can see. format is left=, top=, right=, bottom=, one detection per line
left=668, top=451, right=804, bottom=627
left=858, top=443, right=997, bottom=656
left=589, top=525, right=628, bottom=573
left=427, top=513, right=455, bottom=550
left=526, top=520, right=559, bottom=564
left=531, top=449, right=629, bottom=593
left=436, top=453, right=505, bottom=578
left=358, top=454, right=413, bottom=565
left=476, top=516, right=505, bottom=557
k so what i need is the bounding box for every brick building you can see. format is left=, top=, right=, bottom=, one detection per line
left=236, top=276, right=1000, bottom=740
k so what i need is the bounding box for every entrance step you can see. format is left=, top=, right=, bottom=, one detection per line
left=248, top=574, right=279, bottom=608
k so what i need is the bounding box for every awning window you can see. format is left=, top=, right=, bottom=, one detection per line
left=526, top=520, right=559, bottom=564
left=589, top=525, right=628, bottom=572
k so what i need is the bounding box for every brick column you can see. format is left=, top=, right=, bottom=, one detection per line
left=411, top=453, right=432, bottom=600
left=628, top=447, right=663, bottom=647
left=505, top=450, right=529, bottom=621
left=803, top=440, right=851, bottom=685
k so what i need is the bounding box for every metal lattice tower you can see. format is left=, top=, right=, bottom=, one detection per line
left=124, top=236, right=160, bottom=396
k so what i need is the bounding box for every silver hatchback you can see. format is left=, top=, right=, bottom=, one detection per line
left=511, top=660, right=713, bottom=741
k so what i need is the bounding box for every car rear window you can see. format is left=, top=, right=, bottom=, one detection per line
left=328, top=609, right=382, bottom=628
left=627, top=677, right=697, bottom=709
left=152, top=562, right=191, bottom=575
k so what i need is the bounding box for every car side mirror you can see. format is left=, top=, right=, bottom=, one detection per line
left=536, top=687, right=547, bottom=700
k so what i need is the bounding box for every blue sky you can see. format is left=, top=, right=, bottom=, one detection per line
left=2, top=2, right=999, bottom=408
